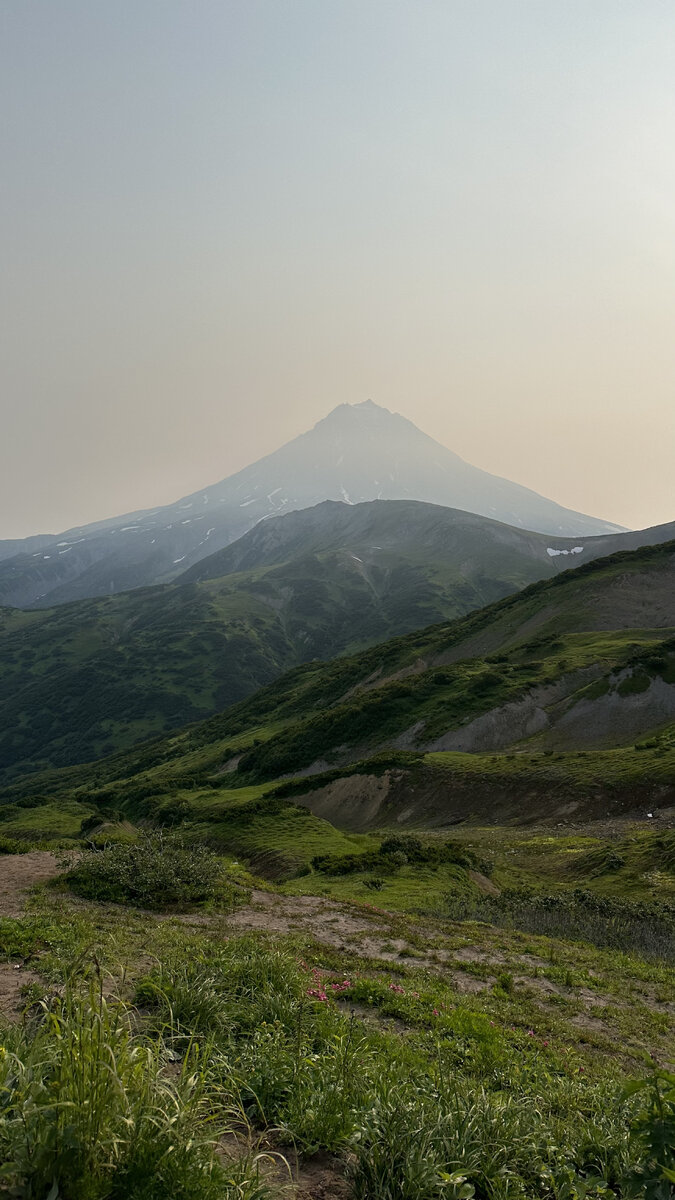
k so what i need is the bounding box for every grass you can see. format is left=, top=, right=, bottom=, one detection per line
left=0, top=967, right=272, bottom=1199
left=0, top=827, right=674, bottom=1197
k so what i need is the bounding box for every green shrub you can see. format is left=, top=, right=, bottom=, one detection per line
left=0, top=834, right=31, bottom=854
left=313, top=836, right=485, bottom=877
left=65, top=832, right=226, bottom=910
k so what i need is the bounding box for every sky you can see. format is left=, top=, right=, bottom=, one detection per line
left=2, top=1, right=674, bottom=539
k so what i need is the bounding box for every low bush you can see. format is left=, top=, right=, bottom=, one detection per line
left=313, top=835, right=485, bottom=877
left=0, top=834, right=31, bottom=854
left=65, top=832, right=227, bottom=910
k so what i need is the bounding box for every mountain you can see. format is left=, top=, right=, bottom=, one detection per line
left=0, top=400, right=625, bottom=609
left=0, top=500, right=670, bottom=784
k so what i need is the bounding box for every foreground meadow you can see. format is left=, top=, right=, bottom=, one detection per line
left=0, top=831, right=674, bottom=1199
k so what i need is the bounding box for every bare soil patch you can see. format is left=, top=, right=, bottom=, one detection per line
left=227, top=890, right=388, bottom=950
left=0, top=962, right=41, bottom=1019
left=0, top=852, right=60, bottom=918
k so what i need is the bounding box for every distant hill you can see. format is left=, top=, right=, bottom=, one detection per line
left=0, top=400, right=625, bottom=608
left=215, top=536, right=675, bottom=784
left=2, top=536, right=674, bottom=835
left=0, top=500, right=670, bottom=784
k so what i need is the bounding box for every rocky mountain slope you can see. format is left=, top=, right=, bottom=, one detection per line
left=0, top=401, right=624, bottom=608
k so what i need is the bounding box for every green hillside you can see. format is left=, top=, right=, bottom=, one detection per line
left=0, top=499, right=605, bottom=782
left=2, top=538, right=674, bottom=857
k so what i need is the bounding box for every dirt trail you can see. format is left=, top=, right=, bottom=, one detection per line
left=0, top=852, right=60, bottom=1018
left=226, top=888, right=396, bottom=953
left=0, top=852, right=60, bottom=918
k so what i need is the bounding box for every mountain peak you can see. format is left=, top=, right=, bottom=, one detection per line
left=317, top=399, right=395, bottom=426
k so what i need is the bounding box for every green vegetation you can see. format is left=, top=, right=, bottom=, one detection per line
left=64, top=832, right=232, bottom=909
left=2, top=522, right=675, bottom=1195
left=1, top=529, right=673, bottom=788
left=312, top=834, right=485, bottom=878
left=1, top=868, right=675, bottom=1198
left=0, top=500, right=575, bottom=783
left=0, top=972, right=270, bottom=1200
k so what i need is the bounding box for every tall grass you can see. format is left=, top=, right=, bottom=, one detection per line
left=0, top=968, right=271, bottom=1199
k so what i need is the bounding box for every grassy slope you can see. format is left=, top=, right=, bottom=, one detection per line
left=0, top=539, right=674, bottom=878
left=0, top=503, right=574, bottom=782
left=3, top=854, right=675, bottom=1197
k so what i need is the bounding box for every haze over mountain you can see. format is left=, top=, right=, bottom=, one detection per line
left=0, top=401, right=625, bottom=609
left=0, top=497, right=671, bottom=784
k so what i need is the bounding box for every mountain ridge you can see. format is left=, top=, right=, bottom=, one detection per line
left=0, top=401, right=625, bottom=608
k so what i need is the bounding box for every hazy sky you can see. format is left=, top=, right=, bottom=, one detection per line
left=2, top=1, right=675, bottom=538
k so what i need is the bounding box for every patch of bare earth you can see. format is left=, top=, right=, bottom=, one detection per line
left=227, top=890, right=389, bottom=951
left=0, top=852, right=61, bottom=1020
left=0, top=963, right=41, bottom=1019
left=220, top=1131, right=351, bottom=1199
left=0, top=852, right=60, bottom=918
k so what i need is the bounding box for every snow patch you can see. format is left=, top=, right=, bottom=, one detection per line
left=121, top=526, right=140, bottom=532
left=547, top=546, right=585, bottom=557
left=340, top=487, right=353, bottom=505
left=173, top=556, right=186, bottom=564
left=239, top=498, right=257, bottom=508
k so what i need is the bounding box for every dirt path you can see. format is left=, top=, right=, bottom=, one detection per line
left=226, top=888, right=389, bottom=945
left=0, top=852, right=61, bottom=1018
left=0, top=851, right=60, bottom=918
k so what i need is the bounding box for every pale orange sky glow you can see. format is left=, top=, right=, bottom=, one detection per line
left=2, top=1, right=674, bottom=538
